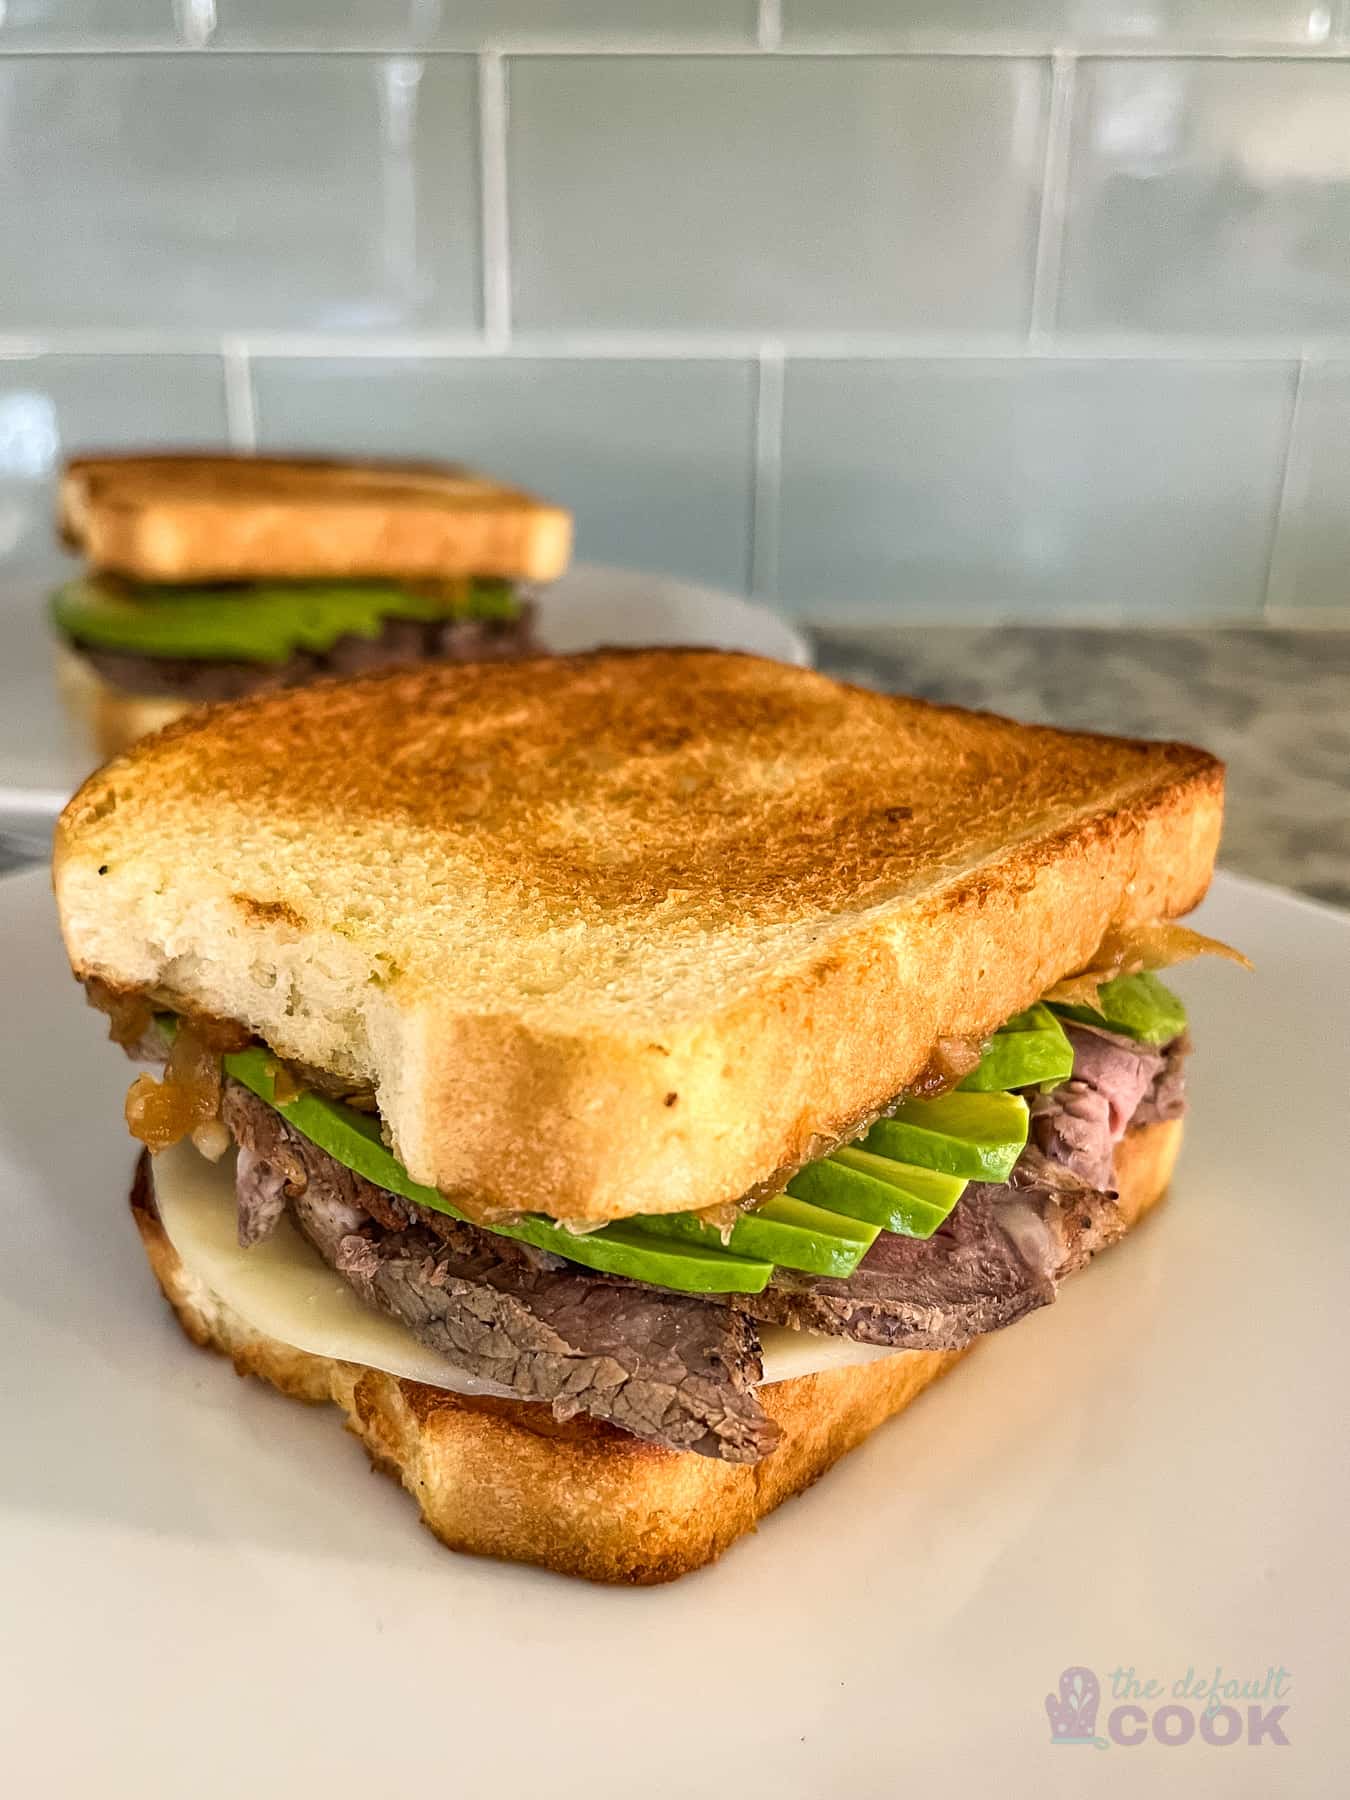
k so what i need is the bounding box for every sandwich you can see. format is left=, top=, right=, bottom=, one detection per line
left=53, top=650, right=1244, bottom=1584
left=50, top=451, right=572, bottom=759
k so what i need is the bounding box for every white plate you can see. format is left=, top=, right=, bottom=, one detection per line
left=0, top=867, right=1343, bottom=1798
left=0, top=564, right=811, bottom=827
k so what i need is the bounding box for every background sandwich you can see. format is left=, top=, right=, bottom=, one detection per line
left=51, top=451, right=573, bottom=758
left=54, top=650, right=1243, bottom=1582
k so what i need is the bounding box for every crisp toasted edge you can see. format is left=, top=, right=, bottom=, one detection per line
left=60, top=452, right=573, bottom=583
left=129, top=1118, right=1181, bottom=1585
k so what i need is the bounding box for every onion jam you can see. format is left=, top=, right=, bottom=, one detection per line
left=83, top=978, right=250, bottom=1153
left=906, top=1034, right=987, bottom=1098
left=123, top=1026, right=223, bottom=1153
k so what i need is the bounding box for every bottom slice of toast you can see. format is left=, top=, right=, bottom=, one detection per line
left=130, top=1119, right=1181, bottom=1585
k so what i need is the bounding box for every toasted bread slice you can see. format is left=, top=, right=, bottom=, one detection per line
left=130, top=1118, right=1182, bottom=1584
left=55, top=651, right=1223, bottom=1225
left=59, top=453, right=573, bottom=584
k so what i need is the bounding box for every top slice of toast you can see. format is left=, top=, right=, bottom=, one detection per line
left=54, top=650, right=1224, bottom=1224
left=59, top=453, right=573, bottom=584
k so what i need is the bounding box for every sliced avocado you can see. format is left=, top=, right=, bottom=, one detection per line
left=788, top=1149, right=966, bottom=1239
left=1049, top=970, right=1187, bottom=1047
left=637, top=1193, right=878, bottom=1278
left=502, top=1219, right=774, bottom=1293
left=864, top=1090, right=1028, bottom=1182
left=222, top=1047, right=772, bottom=1295
left=52, top=574, right=518, bottom=663
left=959, top=1003, right=1074, bottom=1093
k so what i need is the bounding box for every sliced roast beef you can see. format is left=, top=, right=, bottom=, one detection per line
left=1133, top=1032, right=1190, bottom=1126
left=1060, top=1024, right=1165, bottom=1133
left=1029, top=1022, right=1175, bottom=1187
left=1028, top=1081, right=1116, bottom=1189
left=221, top=1082, right=777, bottom=1464
left=235, top=1145, right=290, bottom=1248
left=725, top=1179, right=1125, bottom=1351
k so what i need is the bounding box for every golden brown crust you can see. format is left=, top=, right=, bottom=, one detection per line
left=59, top=652, right=1222, bottom=1225
left=59, top=452, right=573, bottom=583
left=130, top=1119, right=1182, bottom=1584
left=59, top=452, right=472, bottom=542
left=1108, top=1110, right=1182, bottom=1229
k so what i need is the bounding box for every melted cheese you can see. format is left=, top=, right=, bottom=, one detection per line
left=153, top=1144, right=903, bottom=1394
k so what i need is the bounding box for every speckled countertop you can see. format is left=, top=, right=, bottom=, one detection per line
left=811, top=627, right=1350, bottom=911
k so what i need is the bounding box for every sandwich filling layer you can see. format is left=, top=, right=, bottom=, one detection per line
left=125, top=987, right=1189, bottom=1463
left=53, top=574, right=538, bottom=697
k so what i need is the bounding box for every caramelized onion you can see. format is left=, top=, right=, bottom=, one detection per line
left=689, top=1198, right=744, bottom=1242
left=84, top=976, right=251, bottom=1056
left=271, top=1061, right=305, bottom=1106
left=124, top=1022, right=223, bottom=1153
left=271, top=1057, right=374, bottom=1107
left=909, top=1034, right=988, bottom=1098
left=1044, top=920, right=1251, bottom=1010
left=84, top=977, right=154, bottom=1051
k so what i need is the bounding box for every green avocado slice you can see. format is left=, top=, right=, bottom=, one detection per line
left=221, top=1046, right=773, bottom=1295
left=52, top=574, right=519, bottom=663
left=636, top=1193, right=879, bottom=1278
left=959, top=1003, right=1074, bottom=1093
left=863, top=1090, right=1029, bottom=1182
left=788, top=1150, right=966, bottom=1239
left=1049, top=971, right=1187, bottom=1047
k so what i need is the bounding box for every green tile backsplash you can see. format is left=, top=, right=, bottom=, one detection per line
left=509, top=56, right=1048, bottom=333
left=1060, top=58, right=1350, bottom=338
left=0, top=354, right=228, bottom=563
left=215, top=2, right=758, bottom=49
left=778, top=358, right=1296, bottom=617
left=781, top=1, right=1332, bottom=48
left=1, top=5, right=1348, bottom=620
left=0, top=54, right=480, bottom=333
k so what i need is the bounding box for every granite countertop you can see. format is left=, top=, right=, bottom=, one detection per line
left=4, top=625, right=1346, bottom=909
left=812, top=626, right=1350, bottom=912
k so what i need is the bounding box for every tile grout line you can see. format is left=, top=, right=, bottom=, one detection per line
left=477, top=49, right=511, bottom=350
left=1028, top=51, right=1076, bottom=344
left=222, top=337, right=257, bottom=450
left=756, top=1, right=783, bottom=53
left=3, top=41, right=1350, bottom=58
left=750, top=342, right=785, bottom=598
left=0, top=330, right=1336, bottom=364
left=1262, top=353, right=1314, bottom=617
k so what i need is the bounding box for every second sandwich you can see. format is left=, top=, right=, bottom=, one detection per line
left=51, top=451, right=572, bottom=757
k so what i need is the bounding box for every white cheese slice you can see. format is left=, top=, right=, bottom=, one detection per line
left=757, top=1324, right=896, bottom=1383
left=154, top=1143, right=518, bottom=1399
left=153, top=1143, right=904, bottom=1394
